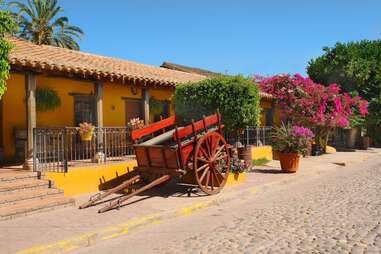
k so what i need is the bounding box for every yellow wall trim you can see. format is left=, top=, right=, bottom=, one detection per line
left=252, top=145, right=273, bottom=161
left=44, top=160, right=137, bottom=196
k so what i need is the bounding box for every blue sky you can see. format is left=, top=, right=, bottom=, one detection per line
left=58, top=0, right=381, bottom=76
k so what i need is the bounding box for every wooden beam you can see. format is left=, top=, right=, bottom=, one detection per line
left=95, top=81, right=104, bottom=127
left=94, top=81, right=105, bottom=162
left=143, top=89, right=150, bottom=125
left=24, top=73, right=37, bottom=171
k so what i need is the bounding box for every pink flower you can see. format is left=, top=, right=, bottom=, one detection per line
left=337, top=117, right=349, bottom=127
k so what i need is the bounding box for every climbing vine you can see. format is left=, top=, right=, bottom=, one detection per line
left=0, top=3, right=16, bottom=99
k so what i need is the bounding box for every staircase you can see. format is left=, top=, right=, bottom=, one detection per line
left=0, top=170, right=75, bottom=221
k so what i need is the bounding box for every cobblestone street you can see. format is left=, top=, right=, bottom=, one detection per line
left=75, top=154, right=381, bottom=254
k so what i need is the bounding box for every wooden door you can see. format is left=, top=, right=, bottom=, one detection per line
left=125, top=99, right=143, bottom=124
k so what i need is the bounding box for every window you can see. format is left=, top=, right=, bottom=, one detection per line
left=74, top=96, right=96, bottom=125
left=264, top=108, right=274, bottom=126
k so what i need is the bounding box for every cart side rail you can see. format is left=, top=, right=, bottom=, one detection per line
left=173, top=112, right=222, bottom=141
left=131, top=115, right=177, bottom=142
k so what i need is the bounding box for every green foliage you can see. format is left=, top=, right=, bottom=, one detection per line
left=35, top=88, right=61, bottom=112
left=174, top=75, right=261, bottom=132
left=252, top=158, right=270, bottom=166
left=149, top=97, right=164, bottom=116
left=9, top=0, right=84, bottom=50
left=0, top=1, right=16, bottom=99
left=348, top=91, right=366, bottom=128
left=307, top=40, right=381, bottom=124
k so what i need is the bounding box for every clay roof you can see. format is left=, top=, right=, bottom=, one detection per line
left=161, top=61, right=223, bottom=77
left=7, top=37, right=205, bottom=87
left=161, top=61, right=272, bottom=99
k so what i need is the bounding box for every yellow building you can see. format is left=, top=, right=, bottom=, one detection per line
left=0, top=37, right=205, bottom=166
left=0, top=38, right=276, bottom=195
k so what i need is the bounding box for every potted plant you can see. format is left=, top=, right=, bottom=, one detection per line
left=361, top=127, right=370, bottom=150
left=127, top=118, right=145, bottom=130
left=78, top=122, right=95, bottom=141
left=272, top=123, right=314, bottom=173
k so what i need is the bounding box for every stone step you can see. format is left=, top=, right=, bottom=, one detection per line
left=0, top=195, right=75, bottom=221
left=0, top=188, right=63, bottom=206
left=0, top=179, right=51, bottom=195
left=0, top=171, right=41, bottom=182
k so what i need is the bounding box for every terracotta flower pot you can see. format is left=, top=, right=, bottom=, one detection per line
left=278, top=152, right=301, bottom=173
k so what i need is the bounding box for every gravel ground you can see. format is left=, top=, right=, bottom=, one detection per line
left=75, top=156, right=381, bottom=254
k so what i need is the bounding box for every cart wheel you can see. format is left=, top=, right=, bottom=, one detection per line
left=193, top=131, right=230, bottom=195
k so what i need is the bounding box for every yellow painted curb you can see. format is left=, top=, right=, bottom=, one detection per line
left=226, top=172, right=247, bottom=186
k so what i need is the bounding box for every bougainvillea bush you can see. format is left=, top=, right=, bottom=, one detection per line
left=257, top=74, right=368, bottom=149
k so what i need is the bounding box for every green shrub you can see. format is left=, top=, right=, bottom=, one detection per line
left=0, top=4, right=16, bottom=99
left=174, top=75, right=261, bottom=132
left=252, top=158, right=270, bottom=166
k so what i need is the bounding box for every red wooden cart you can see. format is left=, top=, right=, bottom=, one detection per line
left=79, top=112, right=231, bottom=213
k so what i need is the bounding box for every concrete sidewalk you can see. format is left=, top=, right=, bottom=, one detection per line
left=1, top=149, right=381, bottom=254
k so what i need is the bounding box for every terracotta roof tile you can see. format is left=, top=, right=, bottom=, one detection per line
left=7, top=37, right=205, bottom=87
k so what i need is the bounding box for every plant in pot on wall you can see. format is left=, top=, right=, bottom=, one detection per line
left=36, top=88, right=61, bottom=112
left=78, top=122, right=95, bottom=141
left=272, top=123, right=314, bottom=173
left=126, top=117, right=145, bottom=142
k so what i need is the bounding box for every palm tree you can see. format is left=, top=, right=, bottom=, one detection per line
left=9, top=0, right=84, bottom=50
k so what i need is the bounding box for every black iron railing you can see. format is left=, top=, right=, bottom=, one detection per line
left=33, top=127, right=134, bottom=172
left=224, top=126, right=273, bottom=147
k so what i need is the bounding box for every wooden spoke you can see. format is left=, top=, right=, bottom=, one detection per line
left=199, top=146, right=210, bottom=159
left=199, top=165, right=210, bottom=182
left=212, top=145, right=225, bottom=161
left=205, top=170, right=210, bottom=188
left=210, top=170, right=214, bottom=190
left=215, top=154, right=228, bottom=161
left=196, top=163, right=209, bottom=172
left=197, top=157, right=209, bottom=163
left=211, top=169, right=222, bottom=187
left=214, top=168, right=225, bottom=182
left=193, top=131, right=231, bottom=195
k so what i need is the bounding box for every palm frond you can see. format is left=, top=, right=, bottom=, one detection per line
left=9, top=0, right=84, bottom=50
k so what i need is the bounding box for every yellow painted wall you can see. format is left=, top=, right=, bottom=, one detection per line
left=45, top=160, right=137, bottom=196
left=2, top=73, right=26, bottom=160
left=103, top=81, right=142, bottom=126
left=252, top=145, right=273, bottom=161
left=1, top=73, right=176, bottom=161
left=36, top=76, right=94, bottom=127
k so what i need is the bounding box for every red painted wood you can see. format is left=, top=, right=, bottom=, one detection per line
left=174, top=113, right=220, bottom=141
left=131, top=116, right=176, bottom=141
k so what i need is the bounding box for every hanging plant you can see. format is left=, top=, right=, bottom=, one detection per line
left=149, top=97, right=164, bottom=116
left=36, top=88, right=61, bottom=112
